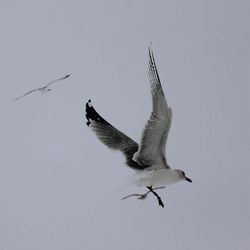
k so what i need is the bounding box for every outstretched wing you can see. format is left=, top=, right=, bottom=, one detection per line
left=13, top=88, right=39, bottom=100
left=132, top=47, right=172, bottom=169
left=85, top=100, right=145, bottom=170
left=14, top=74, right=71, bottom=101
left=45, top=74, right=71, bottom=88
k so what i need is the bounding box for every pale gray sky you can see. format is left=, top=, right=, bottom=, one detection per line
left=0, top=1, right=249, bottom=249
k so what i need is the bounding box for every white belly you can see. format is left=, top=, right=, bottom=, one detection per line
left=134, top=168, right=180, bottom=187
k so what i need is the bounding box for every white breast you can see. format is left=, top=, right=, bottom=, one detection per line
left=135, top=168, right=181, bottom=187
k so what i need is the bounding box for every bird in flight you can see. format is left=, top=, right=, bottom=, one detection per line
left=85, top=47, right=192, bottom=208
left=14, top=74, right=71, bottom=100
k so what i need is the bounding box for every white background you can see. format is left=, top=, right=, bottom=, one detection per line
left=0, top=1, right=249, bottom=249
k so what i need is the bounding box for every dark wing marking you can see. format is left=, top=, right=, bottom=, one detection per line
left=85, top=100, right=146, bottom=170
left=45, top=74, right=71, bottom=88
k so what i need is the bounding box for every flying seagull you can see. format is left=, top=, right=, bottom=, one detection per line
left=14, top=74, right=71, bottom=100
left=85, top=47, right=192, bottom=208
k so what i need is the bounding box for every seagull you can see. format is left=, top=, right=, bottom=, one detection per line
left=85, top=47, right=192, bottom=208
left=14, top=74, right=71, bottom=100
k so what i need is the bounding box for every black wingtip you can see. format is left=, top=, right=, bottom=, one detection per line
left=86, top=99, right=92, bottom=110
left=85, top=99, right=109, bottom=127
left=148, top=42, right=153, bottom=55
left=85, top=99, right=92, bottom=126
left=148, top=44, right=154, bottom=66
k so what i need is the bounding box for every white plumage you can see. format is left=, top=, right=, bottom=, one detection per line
left=14, top=74, right=71, bottom=100
left=85, top=47, right=191, bottom=207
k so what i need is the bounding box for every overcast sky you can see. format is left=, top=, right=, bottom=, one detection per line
left=0, top=1, right=249, bottom=249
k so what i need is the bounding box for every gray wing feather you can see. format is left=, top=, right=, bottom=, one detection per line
left=13, top=89, right=39, bottom=100
left=85, top=100, right=145, bottom=170
left=45, top=74, right=71, bottom=88
left=132, top=47, right=172, bottom=168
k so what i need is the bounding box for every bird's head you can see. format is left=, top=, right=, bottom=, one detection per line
left=175, top=169, right=192, bottom=183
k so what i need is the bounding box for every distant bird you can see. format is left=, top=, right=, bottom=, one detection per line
left=85, top=47, right=192, bottom=208
left=14, top=74, right=71, bottom=100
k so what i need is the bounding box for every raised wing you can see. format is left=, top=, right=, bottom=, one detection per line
left=85, top=100, right=145, bottom=170
left=132, top=47, right=172, bottom=169
left=45, top=74, right=71, bottom=88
